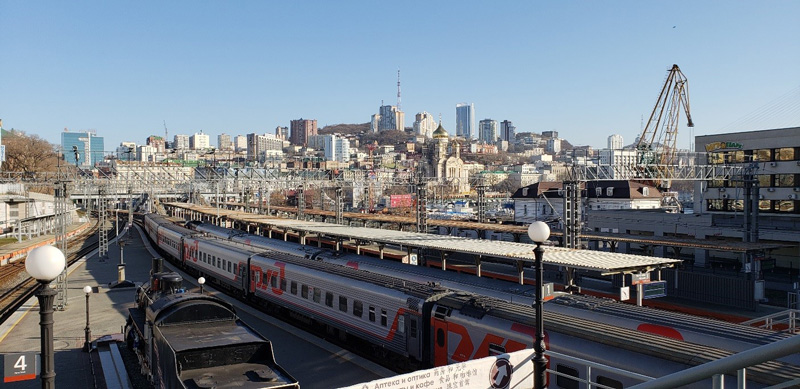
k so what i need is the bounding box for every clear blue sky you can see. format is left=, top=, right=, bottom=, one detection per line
left=2, top=1, right=798, bottom=151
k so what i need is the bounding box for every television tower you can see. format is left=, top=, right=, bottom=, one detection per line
left=397, top=69, right=401, bottom=111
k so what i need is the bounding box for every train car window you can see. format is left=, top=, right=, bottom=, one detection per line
left=280, top=278, right=287, bottom=292
left=313, top=289, right=321, bottom=303
left=301, top=284, right=309, bottom=299
left=596, top=376, right=623, bottom=389
left=381, top=309, right=388, bottom=327
left=339, top=296, right=347, bottom=312
left=353, top=301, right=363, bottom=317
left=409, top=318, right=417, bottom=338
left=325, top=292, right=333, bottom=307
left=368, top=306, right=376, bottom=322
left=488, top=343, right=505, bottom=356
left=555, top=364, right=580, bottom=389
left=270, top=275, right=277, bottom=288
left=290, top=281, right=297, bottom=295
left=228, top=262, right=232, bottom=273
left=397, top=315, right=405, bottom=334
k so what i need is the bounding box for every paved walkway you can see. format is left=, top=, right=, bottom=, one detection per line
left=0, top=227, right=151, bottom=388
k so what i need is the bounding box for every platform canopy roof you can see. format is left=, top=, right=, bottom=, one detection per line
left=171, top=203, right=681, bottom=274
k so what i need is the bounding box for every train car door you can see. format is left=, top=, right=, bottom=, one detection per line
left=405, top=313, right=421, bottom=361
left=432, top=318, right=448, bottom=366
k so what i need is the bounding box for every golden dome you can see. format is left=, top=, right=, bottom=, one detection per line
left=432, top=123, right=449, bottom=139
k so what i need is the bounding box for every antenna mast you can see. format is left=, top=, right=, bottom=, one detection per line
left=397, top=69, right=401, bottom=111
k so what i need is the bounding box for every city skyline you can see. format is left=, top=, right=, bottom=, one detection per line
left=1, top=2, right=798, bottom=151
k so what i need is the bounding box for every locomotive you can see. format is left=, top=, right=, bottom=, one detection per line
left=124, top=256, right=299, bottom=389
left=145, top=213, right=800, bottom=387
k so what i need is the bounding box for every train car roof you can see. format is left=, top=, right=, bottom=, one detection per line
left=159, top=319, right=266, bottom=353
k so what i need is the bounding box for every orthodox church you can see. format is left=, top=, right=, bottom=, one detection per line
left=420, top=122, right=471, bottom=194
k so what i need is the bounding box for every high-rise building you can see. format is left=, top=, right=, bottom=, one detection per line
left=173, top=134, right=190, bottom=150
left=456, top=103, right=475, bottom=139
left=322, top=134, right=350, bottom=162
left=370, top=114, right=381, bottom=133
left=218, top=133, right=233, bottom=150
left=376, top=105, right=404, bottom=132
left=546, top=138, right=562, bottom=153
left=290, top=119, right=318, bottom=146
left=116, top=142, right=137, bottom=161
left=275, top=126, right=288, bottom=140
left=542, top=130, right=559, bottom=139
left=234, top=135, right=247, bottom=152
left=136, top=145, right=156, bottom=162
left=413, top=112, right=436, bottom=138
left=247, top=133, right=283, bottom=162
left=189, top=132, right=210, bottom=150
left=500, top=120, right=516, bottom=142
left=61, top=130, right=104, bottom=168
left=478, top=119, right=498, bottom=143
left=146, top=135, right=166, bottom=153
left=608, top=134, right=624, bottom=150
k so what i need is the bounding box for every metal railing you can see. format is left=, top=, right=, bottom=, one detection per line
left=740, top=309, right=799, bottom=334
left=629, top=334, right=800, bottom=388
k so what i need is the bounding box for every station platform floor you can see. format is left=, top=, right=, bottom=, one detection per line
left=0, top=221, right=92, bottom=266
left=0, top=227, right=148, bottom=388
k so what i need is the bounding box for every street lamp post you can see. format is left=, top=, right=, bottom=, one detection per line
left=83, top=285, right=92, bottom=352
left=527, top=221, right=551, bottom=389
left=198, top=277, right=206, bottom=294
left=25, top=245, right=66, bottom=389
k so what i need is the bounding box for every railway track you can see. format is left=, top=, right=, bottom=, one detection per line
left=0, top=223, right=108, bottom=324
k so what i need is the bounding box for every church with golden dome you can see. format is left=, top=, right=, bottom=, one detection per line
left=421, top=122, right=471, bottom=194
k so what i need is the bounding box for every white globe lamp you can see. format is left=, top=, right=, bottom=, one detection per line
left=26, top=245, right=66, bottom=282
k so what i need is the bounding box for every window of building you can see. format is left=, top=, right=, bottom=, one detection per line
left=301, top=284, right=308, bottom=299
left=755, top=149, right=772, bottom=161
left=777, top=200, right=796, bottom=213
left=708, top=152, right=724, bottom=164
left=290, top=281, right=297, bottom=295
left=759, top=200, right=772, bottom=212
left=368, top=306, right=376, bottom=322
left=757, top=175, right=771, bottom=187
left=775, top=147, right=795, bottom=161
left=325, top=292, right=333, bottom=307
left=707, top=199, right=724, bottom=211
left=353, top=300, right=363, bottom=317
left=339, top=296, right=347, bottom=312
left=776, top=174, right=795, bottom=187
left=381, top=309, right=388, bottom=327
left=555, top=364, right=580, bottom=389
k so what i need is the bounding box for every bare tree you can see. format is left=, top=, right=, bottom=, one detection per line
left=2, top=130, right=60, bottom=173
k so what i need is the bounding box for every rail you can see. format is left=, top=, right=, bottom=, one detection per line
left=740, top=309, right=799, bottom=334
left=629, top=334, right=800, bottom=389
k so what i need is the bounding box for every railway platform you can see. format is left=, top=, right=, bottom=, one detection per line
left=0, top=227, right=147, bottom=388
left=0, top=221, right=92, bottom=266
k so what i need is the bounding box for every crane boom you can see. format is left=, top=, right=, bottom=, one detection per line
left=636, top=64, right=694, bottom=189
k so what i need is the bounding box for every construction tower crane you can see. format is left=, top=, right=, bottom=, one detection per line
left=636, top=64, right=694, bottom=191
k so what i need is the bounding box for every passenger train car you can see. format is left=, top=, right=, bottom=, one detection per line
left=145, top=214, right=800, bottom=388
left=189, top=221, right=800, bottom=365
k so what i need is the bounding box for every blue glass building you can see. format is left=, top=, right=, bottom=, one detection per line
left=61, top=131, right=105, bottom=167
